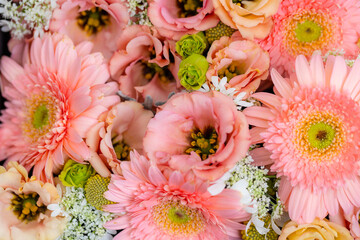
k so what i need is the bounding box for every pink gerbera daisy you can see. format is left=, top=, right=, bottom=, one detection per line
left=259, top=0, right=360, bottom=75
left=0, top=34, right=119, bottom=182
left=104, top=151, right=251, bottom=240
left=243, top=54, right=360, bottom=223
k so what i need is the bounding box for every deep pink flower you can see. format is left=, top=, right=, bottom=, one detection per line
left=143, top=91, right=250, bottom=181
left=109, top=25, right=183, bottom=103
left=50, top=0, right=129, bottom=59
left=244, top=54, right=360, bottom=223
left=148, top=0, right=219, bottom=40
left=104, top=151, right=250, bottom=240
left=0, top=34, right=119, bottom=182
left=258, top=0, right=360, bottom=75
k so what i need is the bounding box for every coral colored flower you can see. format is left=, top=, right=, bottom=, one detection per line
left=279, top=219, right=353, bottom=240
left=0, top=34, right=119, bottom=182
left=148, top=0, right=219, bottom=40
left=143, top=91, right=251, bottom=181
left=258, top=0, right=360, bottom=75
left=50, top=0, right=129, bottom=59
left=206, top=33, right=270, bottom=98
left=104, top=151, right=251, bottom=240
left=213, top=0, right=281, bottom=40
left=110, top=25, right=183, bottom=103
left=86, top=101, right=153, bottom=176
left=243, top=54, right=360, bottom=223
left=0, top=162, right=66, bottom=240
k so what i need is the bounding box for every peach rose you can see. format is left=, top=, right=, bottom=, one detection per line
left=148, top=0, right=219, bottom=40
left=213, top=0, right=281, bottom=39
left=86, top=101, right=154, bottom=176
left=0, top=162, right=66, bottom=240
left=279, top=219, right=353, bottom=240
left=206, top=33, right=269, bottom=97
left=143, top=91, right=251, bottom=181
left=109, top=25, right=183, bottom=103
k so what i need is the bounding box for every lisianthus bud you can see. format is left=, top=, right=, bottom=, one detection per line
left=59, top=159, right=96, bottom=188
left=178, top=54, right=209, bottom=90
left=176, top=32, right=208, bottom=58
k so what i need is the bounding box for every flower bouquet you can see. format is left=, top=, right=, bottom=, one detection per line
left=0, top=0, right=360, bottom=239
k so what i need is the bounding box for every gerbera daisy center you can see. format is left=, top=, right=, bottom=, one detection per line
left=152, top=200, right=205, bottom=237
left=307, top=122, right=336, bottom=149
left=77, top=7, right=110, bottom=36
left=85, top=174, right=115, bottom=210
left=185, top=127, right=219, bottom=160
left=22, top=93, right=58, bottom=142
left=177, top=0, right=203, bottom=18
left=11, top=192, right=47, bottom=223
left=283, top=10, right=340, bottom=57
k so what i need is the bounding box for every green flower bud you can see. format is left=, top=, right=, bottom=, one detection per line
left=176, top=32, right=208, bottom=59
left=178, top=54, right=209, bottom=90
left=59, top=159, right=96, bottom=188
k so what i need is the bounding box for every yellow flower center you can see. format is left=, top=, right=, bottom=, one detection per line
left=142, top=61, right=175, bottom=84
left=152, top=200, right=205, bottom=237
left=22, top=93, right=58, bottom=142
left=112, top=137, right=131, bottom=161
left=11, top=192, right=47, bottom=223
left=218, top=62, right=246, bottom=81
left=177, top=0, right=203, bottom=18
left=85, top=174, right=115, bottom=210
left=77, top=7, right=110, bottom=36
left=283, top=10, right=340, bottom=57
left=185, top=127, right=219, bottom=160
left=294, top=111, right=346, bottom=161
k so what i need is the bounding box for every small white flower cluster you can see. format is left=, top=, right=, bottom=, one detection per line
left=0, top=0, right=57, bottom=39
left=225, top=154, right=270, bottom=218
left=55, top=187, right=114, bottom=240
left=123, top=0, right=152, bottom=26
left=199, top=76, right=258, bottom=110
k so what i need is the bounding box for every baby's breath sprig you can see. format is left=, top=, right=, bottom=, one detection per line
left=122, top=0, right=152, bottom=26
left=0, top=0, right=57, bottom=39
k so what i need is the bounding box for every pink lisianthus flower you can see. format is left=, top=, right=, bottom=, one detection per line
left=143, top=91, right=250, bottom=181
left=50, top=0, right=129, bottom=59
left=86, top=101, right=154, bottom=177
left=0, top=34, right=119, bottom=182
left=206, top=33, right=270, bottom=98
left=110, top=25, right=183, bottom=103
left=258, top=0, right=360, bottom=75
left=0, top=162, right=66, bottom=240
left=104, top=151, right=251, bottom=239
left=243, top=54, right=360, bottom=224
left=147, top=0, right=219, bottom=40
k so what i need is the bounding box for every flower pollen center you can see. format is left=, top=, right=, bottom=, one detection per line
left=294, top=111, right=345, bottom=161
left=85, top=174, right=115, bottom=210
left=283, top=10, right=340, bottom=57
left=77, top=7, right=110, bottom=36
left=11, top=192, right=47, bottom=223
left=177, top=0, right=203, bottom=18
left=185, top=127, right=219, bottom=160
left=218, top=62, right=245, bottom=81
left=112, top=137, right=132, bottom=161
left=152, top=200, right=205, bottom=237
left=142, top=60, right=175, bottom=84
left=22, top=93, right=58, bottom=142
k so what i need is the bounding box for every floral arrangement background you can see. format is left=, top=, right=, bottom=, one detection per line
left=0, top=0, right=360, bottom=239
